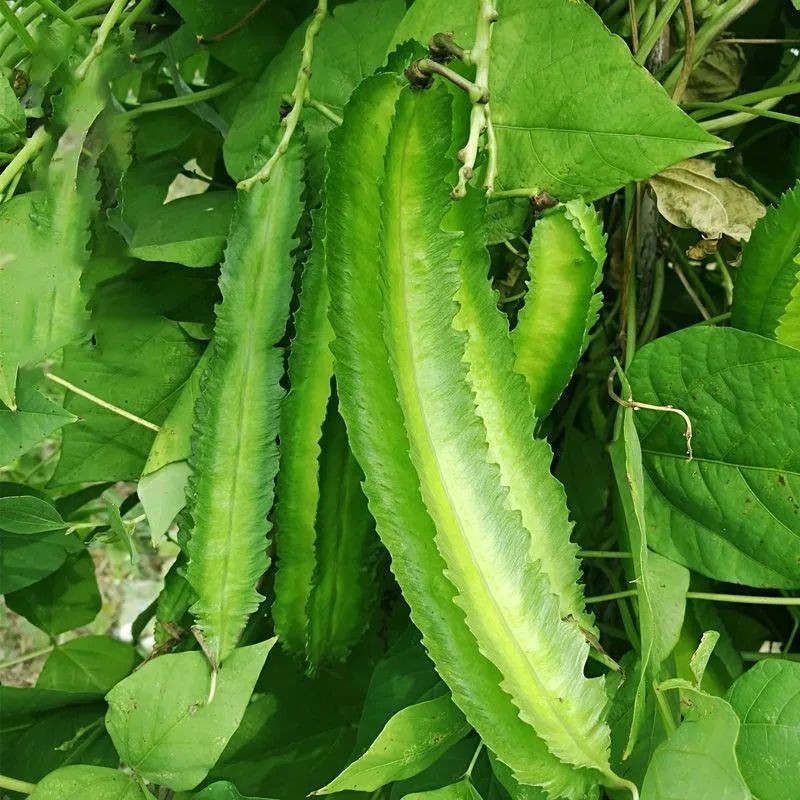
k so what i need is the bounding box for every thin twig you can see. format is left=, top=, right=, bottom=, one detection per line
left=608, top=367, right=693, bottom=460
left=453, top=0, right=498, bottom=198
left=46, top=373, right=161, bottom=433
left=673, top=262, right=711, bottom=320
left=671, top=0, right=695, bottom=104
left=237, top=0, right=328, bottom=191
left=197, top=0, right=270, bottom=43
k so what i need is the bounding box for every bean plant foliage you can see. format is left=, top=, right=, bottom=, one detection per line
left=0, top=0, right=799, bottom=798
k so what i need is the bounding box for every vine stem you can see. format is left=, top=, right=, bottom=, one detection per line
left=453, top=0, right=498, bottom=198
left=122, top=77, right=245, bottom=119
left=32, top=0, right=84, bottom=30
left=46, top=373, right=161, bottom=432
left=587, top=589, right=800, bottom=605
left=197, top=0, right=269, bottom=43
left=671, top=0, right=695, bottom=104
left=75, top=0, right=127, bottom=80
left=0, top=126, right=50, bottom=198
left=280, top=93, right=342, bottom=126
left=237, top=0, right=328, bottom=191
left=0, top=2, right=37, bottom=54
left=119, top=0, right=156, bottom=33
left=634, top=0, right=680, bottom=65
left=0, top=645, right=54, bottom=670
left=0, top=775, right=36, bottom=795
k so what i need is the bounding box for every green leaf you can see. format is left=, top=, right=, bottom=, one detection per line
left=0, top=51, right=117, bottom=408
left=167, top=0, right=310, bottom=74
left=404, top=778, right=483, bottom=800
left=194, top=782, right=274, bottom=800
left=105, top=639, right=275, bottom=792
left=127, top=191, right=236, bottom=267
left=727, top=659, right=800, bottom=800
left=648, top=552, right=690, bottom=670
left=326, top=73, right=597, bottom=800
left=640, top=688, right=750, bottom=800
left=357, top=626, right=445, bottom=749
left=184, top=138, right=305, bottom=664
left=512, top=201, right=606, bottom=421
left=689, top=631, right=721, bottom=688
left=627, top=326, right=800, bottom=588
left=609, top=379, right=657, bottom=759
left=28, top=765, right=149, bottom=800
left=0, top=73, right=24, bottom=147
left=0, top=686, right=102, bottom=716
left=0, top=371, right=75, bottom=469
left=0, top=495, right=65, bottom=533
left=139, top=460, right=192, bottom=546
left=37, top=635, right=140, bottom=694
left=731, top=180, right=800, bottom=346
left=5, top=550, right=101, bottom=635
left=0, top=531, right=70, bottom=594
left=491, top=0, right=726, bottom=200
left=52, top=266, right=207, bottom=485
left=224, top=0, right=405, bottom=182
left=314, top=695, right=471, bottom=794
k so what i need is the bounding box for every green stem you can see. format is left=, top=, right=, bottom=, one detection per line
left=488, top=186, right=540, bottom=201
left=119, top=0, right=155, bottom=32
left=689, top=310, right=731, bottom=326
left=0, top=645, right=54, bottom=670
left=634, top=0, right=681, bottom=65
left=587, top=589, right=800, bottom=605
left=75, top=0, right=127, bottom=79
left=0, top=775, right=36, bottom=795
left=714, top=252, right=733, bottom=307
left=695, top=100, right=800, bottom=129
left=0, top=126, right=50, bottom=196
left=280, top=93, right=342, bottom=126
left=464, top=741, right=484, bottom=778
left=238, top=0, right=328, bottom=190
left=46, top=372, right=161, bottom=432
left=122, top=76, right=245, bottom=119
left=741, top=651, right=800, bottom=662
left=80, top=12, right=173, bottom=27
left=0, top=3, right=37, bottom=54
left=653, top=680, right=677, bottom=736
left=687, top=81, right=800, bottom=118
left=639, top=259, right=665, bottom=343
left=579, top=550, right=634, bottom=559
left=32, top=0, right=84, bottom=29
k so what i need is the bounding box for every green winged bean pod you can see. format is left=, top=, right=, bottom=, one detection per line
left=512, top=202, right=606, bottom=420
left=377, top=84, right=620, bottom=788
left=326, top=74, right=597, bottom=800
left=184, top=137, right=305, bottom=665
left=273, top=205, right=376, bottom=666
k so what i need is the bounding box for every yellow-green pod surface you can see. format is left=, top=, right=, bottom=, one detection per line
left=184, top=138, right=305, bottom=664
left=512, top=202, right=606, bottom=420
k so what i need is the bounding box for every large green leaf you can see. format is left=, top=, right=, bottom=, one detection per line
left=389, top=0, right=725, bottom=201
left=640, top=687, right=749, bottom=800
left=727, top=659, right=800, bottom=800
left=224, top=0, right=405, bottom=182
left=184, top=138, right=304, bottom=664
left=28, top=766, right=150, bottom=800
left=627, top=326, right=800, bottom=588
left=37, top=636, right=140, bottom=694
left=5, top=550, right=101, bottom=635
left=731, top=180, right=800, bottom=347
left=52, top=267, right=209, bottom=485
left=0, top=73, right=24, bottom=148
left=0, top=371, right=75, bottom=469
left=0, top=531, right=70, bottom=594
left=314, top=695, right=471, bottom=794
left=326, top=73, right=598, bottom=800
left=127, top=191, right=236, bottom=268
left=105, top=639, right=275, bottom=791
